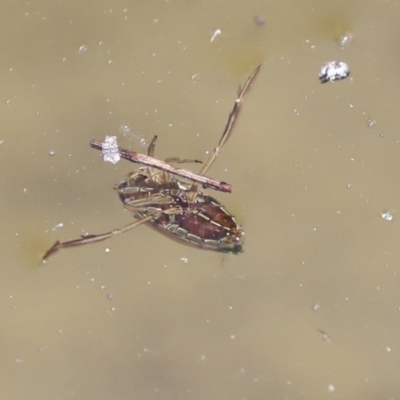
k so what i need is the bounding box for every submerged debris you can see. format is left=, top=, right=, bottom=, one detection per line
left=101, top=136, right=120, bottom=164
left=319, top=61, right=350, bottom=83
left=381, top=211, right=393, bottom=221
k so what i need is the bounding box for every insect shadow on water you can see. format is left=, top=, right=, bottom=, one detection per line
left=43, top=65, right=262, bottom=260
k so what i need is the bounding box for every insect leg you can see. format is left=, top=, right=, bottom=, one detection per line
left=188, top=64, right=262, bottom=202
left=147, top=135, right=158, bottom=157
left=148, top=136, right=201, bottom=164
left=42, top=214, right=154, bottom=260
left=164, top=157, right=202, bottom=164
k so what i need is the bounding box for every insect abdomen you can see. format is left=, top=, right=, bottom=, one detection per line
left=155, top=196, right=243, bottom=254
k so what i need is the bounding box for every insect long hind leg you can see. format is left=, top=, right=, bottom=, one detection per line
left=42, top=214, right=154, bottom=260
left=188, top=64, right=262, bottom=202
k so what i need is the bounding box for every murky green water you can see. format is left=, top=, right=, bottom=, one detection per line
left=2, top=1, right=400, bottom=399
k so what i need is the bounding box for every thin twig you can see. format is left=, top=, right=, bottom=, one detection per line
left=90, top=140, right=233, bottom=193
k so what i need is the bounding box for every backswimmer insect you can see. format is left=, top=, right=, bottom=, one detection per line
left=43, top=65, right=261, bottom=260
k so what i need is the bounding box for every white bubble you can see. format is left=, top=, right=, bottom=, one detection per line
left=52, top=223, right=63, bottom=231
left=337, top=33, right=353, bottom=48
left=319, top=61, right=350, bottom=83
left=328, top=384, right=335, bottom=392
left=381, top=211, right=393, bottom=221
left=78, top=45, right=88, bottom=53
